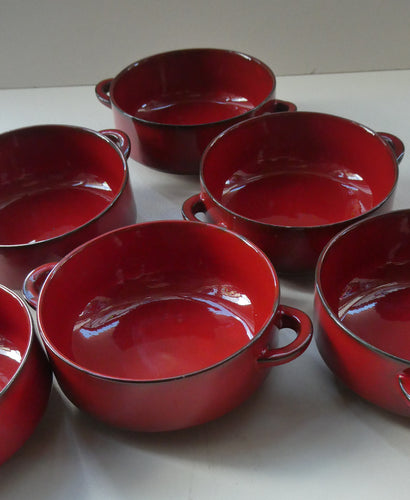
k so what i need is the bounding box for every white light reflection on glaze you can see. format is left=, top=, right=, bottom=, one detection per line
left=339, top=282, right=401, bottom=319
left=74, top=285, right=255, bottom=344
left=71, top=179, right=112, bottom=192
left=192, top=296, right=254, bottom=340
left=0, top=346, right=22, bottom=363
left=79, top=320, right=119, bottom=339
left=76, top=295, right=254, bottom=340
left=220, top=286, right=252, bottom=306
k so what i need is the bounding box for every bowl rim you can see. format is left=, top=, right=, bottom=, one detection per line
left=0, top=124, right=130, bottom=248
left=36, top=219, right=281, bottom=384
left=108, top=47, right=277, bottom=128
left=315, top=208, right=410, bottom=364
left=199, top=111, right=400, bottom=230
left=0, top=285, right=34, bottom=397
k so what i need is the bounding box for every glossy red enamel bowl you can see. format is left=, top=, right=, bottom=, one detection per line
left=95, top=48, right=296, bottom=174
left=0, top=285, right=52, bottom=465
left=0, top=125, right=136, bottom=289
left=24, top=220, right=312, bottom=431
left=314, top=209, right=410, bottom=416
left=183, top=111, right=404, bottom=274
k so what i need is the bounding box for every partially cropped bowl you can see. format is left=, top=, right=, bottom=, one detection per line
left=183, top=111, right=404, bottom=274
left=0, top=285, right=52, bottom=465
left=0, top=125, right=136, bottom=288
left=315, top=209, right=410, bottom=416
left=95, top=48, right=296, bottom=174
left=24, top=220, right=312, bottom=431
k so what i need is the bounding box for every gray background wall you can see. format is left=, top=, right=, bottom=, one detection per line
left=1, top=0, right=409, bottom=89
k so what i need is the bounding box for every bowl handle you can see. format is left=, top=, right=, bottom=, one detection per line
left=95, top=78, right=113, bottom=109
left=398, top=370, right=410, bottom=404
left=182, top=194, right=227, bottom=227
left=22, top=262, right=57, bottom=309
left=256, top=99, right=297, bottom=115
left=378, top=132, right=405, bottom=164
left=182, top=193, right=206, bottom=221
left=258, top=305, right=312, bottom=367
left=100, top=129, right=131, bottom=159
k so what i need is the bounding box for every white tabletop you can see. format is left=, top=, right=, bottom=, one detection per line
left=0, top=70, right=409, bottom=499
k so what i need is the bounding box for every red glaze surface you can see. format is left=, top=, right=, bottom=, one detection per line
left=314, top=209, right=410, bottom=416
left=28, top=221, right=312, bottom=431
left=183, top=112, right=404, bottom=274
left=0, top=125, right=136, bottom=289
left=95, top=48, right=296, bottom=174
left=0, top=286, right=52, bottom=465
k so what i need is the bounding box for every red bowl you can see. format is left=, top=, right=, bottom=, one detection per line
left=315, top=209, right=410, bottom=416
left=183, top=111, right=404, bottom=274
left=0, top=125, right=137, bottom=288
left=0, top=286, right=52, bottom=465
left=95, top=48, right=296, bottom=174
left=24, top=220, right=312, bottom=431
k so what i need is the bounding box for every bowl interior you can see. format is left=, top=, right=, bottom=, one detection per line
left=39, top=222, right=278, bottom=380
left=318, top=211, right=410, bottom=360
left=0, top=287, right=31, bottom=392
left=202, top=112, right=397, bottom=227
left=0, top=126, right=126, bottom=245
left=112, top=49, right=275, bottom=125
